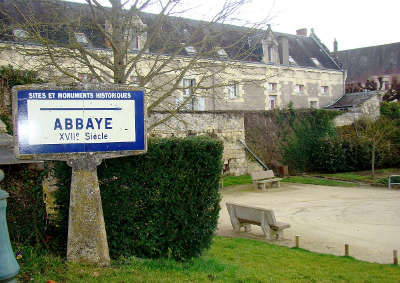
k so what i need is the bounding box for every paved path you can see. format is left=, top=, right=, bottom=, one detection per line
left=218, top=183, right=400, bottom=264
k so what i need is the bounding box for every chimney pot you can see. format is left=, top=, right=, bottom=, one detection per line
left=296, top=28, right=307, bottom=36
left=334, top=38, right=338, bottom=53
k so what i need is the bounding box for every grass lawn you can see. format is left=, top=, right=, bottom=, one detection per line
left=223, top=174, right=357, bottom=187
left=316, top=168, right=400, bottom=185
left=16, top=237, right=400, bottom=282
left=282, top=176, right=358, bottom=187
left=222, top=174, right=252, bottom=187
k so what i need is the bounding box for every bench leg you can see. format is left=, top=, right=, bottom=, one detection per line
left=261, top=215, right=272, bottom=240
left=243, top=224, right=252, bottom=232
left=258, top=183, right=266, bottom=191
left=226, top=204, right=241, bottom=232
left=271, top=230, right=284, bottom=240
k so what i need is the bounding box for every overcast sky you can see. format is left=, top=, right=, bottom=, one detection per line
left=69, top=0, right=400, bottom=51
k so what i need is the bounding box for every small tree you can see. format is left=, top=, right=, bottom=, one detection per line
left=358, top=116, right=395, bottom=179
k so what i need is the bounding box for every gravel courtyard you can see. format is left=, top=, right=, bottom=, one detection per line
left=217, top=183, right=400, bottom=264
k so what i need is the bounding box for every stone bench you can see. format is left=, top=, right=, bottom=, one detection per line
left=389, top=175, right=400, bottom=189
left=226, top=202, right=290, bottom=240
left=251, top=170, right=282, bottom=191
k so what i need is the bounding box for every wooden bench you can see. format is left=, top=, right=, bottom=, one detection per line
left=226, top=202, right=290, bottom=240
left=251, top=170, right=282, bottom=191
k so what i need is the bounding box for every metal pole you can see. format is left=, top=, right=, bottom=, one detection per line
left=0, top=169, right=20, bottom=283
left=237, top=139, right=269, bottom=171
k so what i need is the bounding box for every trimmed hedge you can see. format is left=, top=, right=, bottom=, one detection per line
left=52, top=136, right=223, bottom=260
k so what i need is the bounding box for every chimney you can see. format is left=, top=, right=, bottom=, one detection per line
left=296, top=28, right=307, bottom=36
left=333, top=38, right=338, bottom=53
left=278, top=36, right=289, bottom=65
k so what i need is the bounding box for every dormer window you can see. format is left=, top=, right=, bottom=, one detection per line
left=74, top=32, right=89, bottom=46
left=13, top=28, right=29, bottom=40
left=216, top=48, right=228, bottom=59
left=268, top=46, right=274, bottom=63
left=185, top=46, right=196, bottom=56
left=311, top=57, right=321, bottom=67
left=288, top=56, right=296, bottom=65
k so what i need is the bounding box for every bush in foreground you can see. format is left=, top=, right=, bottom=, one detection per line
left=53, top=136, right=223, bottom=260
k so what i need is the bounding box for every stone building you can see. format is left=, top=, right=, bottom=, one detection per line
left=0, top=0, right=345, bottom=175
left=325, top=91, right=382, bottom=127
left=0, top=0, right=344, bottom=111
left=335, top=41, right=400, bottom=94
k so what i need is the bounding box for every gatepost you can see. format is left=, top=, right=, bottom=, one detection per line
left=12, top=83, right=147, bottom=266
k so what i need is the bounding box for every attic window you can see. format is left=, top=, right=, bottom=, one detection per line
left=217, top=48, right=228, bottom=58
left=311, top=57, right=321, bottom=67
left=74, top=32, right=89, bottom=46
left=13, top=28, right=29, bottom=40
left=185, top=46, right=197, bottom=55
left=288, top=56, right=296, bottom=65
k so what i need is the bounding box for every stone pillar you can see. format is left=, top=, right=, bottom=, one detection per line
left=66, top=156, right=110, bottom=266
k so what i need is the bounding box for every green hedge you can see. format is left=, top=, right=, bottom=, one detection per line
left=52, top=136, right=223, bottom=260
left=0, top=164, right=49, bottom=247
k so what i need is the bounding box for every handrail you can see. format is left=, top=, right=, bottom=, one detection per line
left=237, top=139, right=269, bottom=171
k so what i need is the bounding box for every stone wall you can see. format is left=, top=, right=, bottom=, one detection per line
left=148, top=111, right=249, bottom=176
left=333, top=112, right=362, bottom=127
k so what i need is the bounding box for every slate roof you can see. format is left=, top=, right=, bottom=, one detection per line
left=0, top=0, right=341, bottom=70
left=276, top=31, right=341, bottom=70
left=336, top=42, right=400, bottom=82
left=325, top=91, right=379, bottom=110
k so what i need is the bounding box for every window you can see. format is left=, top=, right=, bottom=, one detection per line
left=185, top=46, right=196, bottom=55
left=320, top=86, right=329, bottom=95
left=311, top=57, right=321, bottom=67
left=295, top=84, right=304, bottom=93
left=183, top=78, right=196, bottom=96
left=310, top=101, right=318, bottom=109
left=13, top=28, right=29, bottom=40
left=228, top=82, right=239, bottom=99
left=194, top=97, right=205, bottom=111
left=129, top=35, right=140, bottom=50
left=74, top=32, right=89, bottom=46
left=268, top=83, right=277, bottom=91
left=384, top=81, right=390, bottom=90
left=178, top=78, right=203, bottom=111
left=269, top=95, right=277, bottom=110
left=78, top=73, right=95, bottom=82
left=216, top=48, right=228, bottom=58
left=288, top=56, right=296, bottom=65
left=130, top=76, right=140, bottom=87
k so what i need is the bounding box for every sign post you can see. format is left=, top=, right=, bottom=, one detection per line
left=12, top=83, right=146, bottom=266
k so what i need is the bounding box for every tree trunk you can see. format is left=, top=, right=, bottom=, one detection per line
left=371, top=143, right=375, bottom=179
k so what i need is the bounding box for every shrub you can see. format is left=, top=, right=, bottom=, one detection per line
left=52, top=136, right=223, bottom=260
left=0, top=164, right=49, bottom=248
left=381, top=101, right=400, bottom=120
left=282, top=109, right=340, bottom=172
left=0, top=65, right=43, bottom=134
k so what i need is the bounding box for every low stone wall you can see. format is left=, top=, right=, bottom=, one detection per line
left=148, top=111, right=248, bottom=176
left=333, top=112, right=362, bottom=127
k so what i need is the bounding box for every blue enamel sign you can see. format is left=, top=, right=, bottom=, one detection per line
left=16, top=89, right=145, bottom=155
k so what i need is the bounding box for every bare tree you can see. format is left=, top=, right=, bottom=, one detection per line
left=0, top=0, right=270, bottom=129
left=359, top=116, right=395, bottom=179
